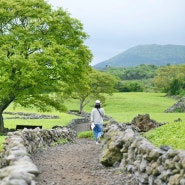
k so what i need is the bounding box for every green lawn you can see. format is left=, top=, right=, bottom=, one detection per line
left=73, top=92, right=185, bottom=150
left=3, top=104, right=79, bottom=130
left=104, top=92, right=177, bottom=122
left=144, top=122, right=185, bottom=150
left=80, top=92, right=183, bottom=124
left=1, top=92, right=185, bottom=151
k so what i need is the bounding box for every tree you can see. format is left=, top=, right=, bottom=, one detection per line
left=0, top=0, right=92, bottom=131
left=168, top=79, right=183, bottom=95
left=72, top=69, right=118, bottom=113
left=154, top=65, right=185, bottom=94
left=116, top=81, right=143, bottom=92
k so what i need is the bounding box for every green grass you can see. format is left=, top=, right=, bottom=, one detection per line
left=0, top=135, right=6, bottom=152
left=77, top=131, right=94, bottom=139
left=68, top=92, right=182, bottom=124
left=101, top=92, right=179, bottom=123
left=50, top=138, right=68, bottom=146
left=144, top=122, right=185, bottom=150
left=3, top=104, right=79, bottom=129
left=1, top=92, right=185, bottom=150
left=71, top=92, right=185, bottom=150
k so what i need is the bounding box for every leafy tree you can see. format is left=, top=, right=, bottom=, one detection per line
left=104, top=64, right=158, bottom=80
left=154, top=65, right=185, bottom=95
left=0, top=0, right=92, bottom=131
left=168, top=79, right=183, bottom=95
left=72, top=70, right=118, bottom=113
left=116, top=81, right=143, bottom=92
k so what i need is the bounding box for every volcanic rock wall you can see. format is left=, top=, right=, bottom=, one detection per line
left=0, top=127, right=76, bottom=184
left=101, top=123, right=185, bottom=185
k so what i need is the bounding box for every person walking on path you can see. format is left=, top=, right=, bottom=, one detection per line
left=91, top=100, right=105, bottom=144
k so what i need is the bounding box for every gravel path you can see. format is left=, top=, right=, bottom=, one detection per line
left=31, top=123, right=138, bottom=185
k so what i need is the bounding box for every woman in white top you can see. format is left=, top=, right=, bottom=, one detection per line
left=91, top=100, right=105, bottom=144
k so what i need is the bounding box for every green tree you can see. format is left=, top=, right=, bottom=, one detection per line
left=168, top=79, right=183, bottom=95
left=104, top=64, right=157, bottom=80
left=72, top=70, right=118, bottom=113
left=116, top=81, right=143, bottom=92
left=154, top=65, right=185, bottom=94
left=0, top=0, right=92, bottom=131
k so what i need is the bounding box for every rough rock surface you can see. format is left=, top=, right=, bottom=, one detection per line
left=100, top=123, right=185, bottom=185
left=31, top=138, right=138, bottom=185
left=131, top=114, right=159, bottom=132
left=164, top=96, right=185, bottom=113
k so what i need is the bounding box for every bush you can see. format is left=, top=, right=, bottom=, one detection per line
left=77, top=131, right=94, bottom=139
left=116, top=81, right=143, bottom=92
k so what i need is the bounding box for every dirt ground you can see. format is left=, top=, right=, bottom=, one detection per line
left=31, top=137, right=138, bottom=185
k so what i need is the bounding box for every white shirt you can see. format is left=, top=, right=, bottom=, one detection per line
left=91, top=108, right=105, bottom=124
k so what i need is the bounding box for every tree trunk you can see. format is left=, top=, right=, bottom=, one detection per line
left=79, top=96, right=92, bottom=114
left=0, top=112, right=4, bottom=133
left=79, top=100, right=83, bottom=114
left=0, top=96, right=15, bottom=132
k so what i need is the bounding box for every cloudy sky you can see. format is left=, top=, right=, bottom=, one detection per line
left=47, top=0, right=185, bottom=65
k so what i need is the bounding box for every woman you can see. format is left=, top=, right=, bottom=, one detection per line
left=91, top=100, right=105, bottom=144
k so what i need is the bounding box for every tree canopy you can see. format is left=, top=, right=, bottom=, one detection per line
left=0, top=0, right=92, bottom=131
left=71, top=69, right=118, bottom=113
left=104, top=64, right=158, bottom=80
left=154, top=65, right=185, bottom=95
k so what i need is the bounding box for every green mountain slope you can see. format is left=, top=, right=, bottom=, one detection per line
left=93, top=44, right=185, bottom=69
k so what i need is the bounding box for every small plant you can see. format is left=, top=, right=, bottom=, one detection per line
left=50, top=138, right=68, bottom=146
left=77, top=131, right=94, bottom=139
left=57, top=138, right=68, bottom=144
left=174, top=108, right=184, bottom=113
left=0, top=136, right=6, bottom=152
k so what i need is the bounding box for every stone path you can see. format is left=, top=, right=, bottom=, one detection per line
left=31, top=123, right=138, bottom=185
left=73, top=122, right=91, bottom=132
left=32, top=139, right=137, bottom=185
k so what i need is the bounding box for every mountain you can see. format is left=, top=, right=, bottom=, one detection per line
left=93, top=44, right=185, bottom=69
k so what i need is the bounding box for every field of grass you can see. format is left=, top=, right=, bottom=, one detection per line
left=68, top=92, right=184, bottom=124
left=3, top=105, right=79, bottom=129
left=66, top=92, right=185, bottom=150
left=1, top=92, right=185, bottom=150
left=144, top=122, right=185, bottom=150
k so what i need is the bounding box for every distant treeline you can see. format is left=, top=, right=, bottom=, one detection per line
left=104, top=64, right=157, bottom=80
left=102, top=64, right=185, bottom=97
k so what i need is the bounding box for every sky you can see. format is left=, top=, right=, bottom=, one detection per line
left=47, top=0, right=185, bottom=65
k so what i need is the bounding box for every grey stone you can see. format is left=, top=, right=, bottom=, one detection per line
left=0, top=127, right=76, bottom=184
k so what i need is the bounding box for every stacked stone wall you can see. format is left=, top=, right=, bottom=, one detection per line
left=0, top=127, right=76, bottom=184
left=2, top=113, right=185, bottom=184
left=101, top=123, right=185, bottom=185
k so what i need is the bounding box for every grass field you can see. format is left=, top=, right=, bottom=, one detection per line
left=68, top=92, right=184, bottom=124
left=3, top=105, right=79, bottom=130
left=1, top=92, right=185, bottom=150
left=65, top=92, right=185, bottom=150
